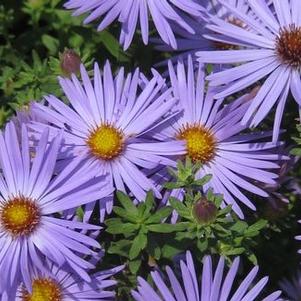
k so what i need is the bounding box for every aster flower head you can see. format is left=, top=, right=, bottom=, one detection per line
left=10, top=260, right=123, bottom=301
left=0, top=122, right=113, bottom=293
left=30, top=61, right=185, bottom=220
left=197, top=0, right=301, bottom=142
left=153, top=0, right=255, bottom=66
left=63, top=0, right=204, bottom=50
left=132, top=251, right=282, bottom=301
left=155, top=57, right=285, bottom=218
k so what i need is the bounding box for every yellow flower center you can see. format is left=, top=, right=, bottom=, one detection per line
left=0, top=197, right=40, bottom=236
left=22, top=278, right=62, bottom=301
left=177, top=124, right=216, bottom=163
left=87, top=123, right=124, bottom=160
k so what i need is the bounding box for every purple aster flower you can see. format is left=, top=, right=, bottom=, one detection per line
left=154, top=0, right=251, bottom=65
left=132, top=251, right=282, bottom=301
left=63, top=0, right=204, bottom=50
left=279, top=271, right=301, bottom=301
left=153, top=57, right=285, bottom=219
left=7, top=260, right=123, bottom=301
left=197, top=0, right=301, bottom=142
left=29, top=61, right=185, bottom=220
left=0, top=122, right=113, bottom=293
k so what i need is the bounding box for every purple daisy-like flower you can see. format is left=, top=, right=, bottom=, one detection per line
left=132, top=251, right=282, bottom=301
left=7, top=260, right=123, bottom=301
left=197, top=0, right=301, bottom=142
left=153, top=57, right=285, bottom=218
left=63, top=0, right=204, bottom=50
left=154, top=0, right=251, bottom=64
left=30, top=61, right=185, bottom=220
left=0, top=122, right=113, bottom=293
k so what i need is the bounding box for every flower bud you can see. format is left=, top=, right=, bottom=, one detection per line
left=60, top=49, right=81, bottom=76
left=192, top=198, right=217, bottom=224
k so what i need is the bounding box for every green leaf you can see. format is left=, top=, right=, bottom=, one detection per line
left=216, top=206, right=232, bottom=217
left=248, top=253, right=258, bottom=265
left=129, top=259, right=142, bottom=275
left=212, top=224, right=231, bottom=235
left=244, top=219, right=267, bottom=237
left=147, top=239, right=161, bottom=260
left=166, top=166, right=178, bottom=179
left=197, top=239, right=208, bottom=252
left=137, top=191, right=154, bottom=219
left=113, top=207, right=138, bottom=223
left=146, top=207, right=173, bottom=224
left=41, top=34, right=59, bottom=54
left=290, top=148, right=301, bottom=156
left=176, top=231, right=197, bottom=240
left=76, top=206, right=84, bottom=221
left=129, top=231, right=147, bottom=260
left=116, top=191, right=139, bottom=215
left=142, top=191, right=155, bottom=218
left=106, top=222, right=139, bottom=235
left=169, top=197, right=191, bottom=218
left=222, top=247, right=245, bottom=256
left=194, top=174, right=212, bottom=186
left=147, top=223, right=187, bottom=233
left=98, top=30, right=128, bottom=61
left=230, top=221, right=249, bottom=233
left=164, top=182, right=186, bottom=189
left=162, top=243, right=185, bottom=259
left=108, top=240, right=132, bottom=257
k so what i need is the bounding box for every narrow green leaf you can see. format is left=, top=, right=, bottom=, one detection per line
left=142, top=191, right=154, bottom=218
left=113, top=207, right=138, bottom=223
left=129, top=231, right=147, bottom=260
left=169, top=197, right=190, bottom=218
left=106, top=222, right=139, bottom=235
left=194, top=174, right=212, bottom=186
left=116, top=191, right=139, bottom=215
left=108, top=240, right=131, bottom=257
left=246, top=219, right=268, bottom=233
left=230, top=221, right=249, bottom=233
left=129, top=259, right=142, bottom=274
left=42, top=34, right=59, bottom=54
left=145, top=207, right=172, bottom=224
left=147, top=223, right=187, bottom=233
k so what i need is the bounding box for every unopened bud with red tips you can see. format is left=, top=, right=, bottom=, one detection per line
left=60, top=49, right=82, bottom=77
left=192, top=198, right=217, bottom=224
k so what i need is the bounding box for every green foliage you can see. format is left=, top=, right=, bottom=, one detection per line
left=166, top=161, right=268, bottom=264
left=103, top=161, right=268, bottom=299
left=164, top=157, right=212, bottom=190
left=105, top=191, right=178, bottom=263
left=0, top=0, right=160, bottom=127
